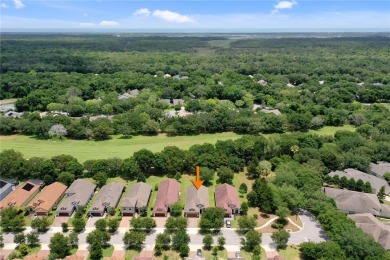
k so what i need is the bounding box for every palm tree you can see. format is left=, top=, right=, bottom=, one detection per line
left=290, top=145, right=299, bottom=156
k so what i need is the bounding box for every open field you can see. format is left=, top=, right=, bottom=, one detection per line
left=308, top=125, right=355, bottom=136
left=0, top=126, right=356, bottom=161
left=0, top=132, right=241, bottom=162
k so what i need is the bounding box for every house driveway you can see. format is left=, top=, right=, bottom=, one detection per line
left=120, top=216, right=131, bottom=228
left=187, top=217, right=199, bottom=228
left=154, top=216, right=168, bottom=228
left=0, top=249, right=13, bottom=260
left=52, top=216, right=70, bottom=227
left=86, top=215, right=105, bottom=227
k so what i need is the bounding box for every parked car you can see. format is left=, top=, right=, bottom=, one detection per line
left=236, top=251, right=242, bottom=258
left=226, top=219, right=231, bottom=228
left=196, top=249, right=202, bottom=256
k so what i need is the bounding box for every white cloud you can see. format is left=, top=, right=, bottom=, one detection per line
left=133, top=8, right=151, bottom=16
left=79, top=22, right=95, bottom=27
left=13, top=0, right=25, bottom=9
left=99, top=20, right=119, bottom=27
left=1, top=3, right=9, bottom=8
left=152, top=10, right=193, bottom=23
left=272, top=0, right=297, bottom=14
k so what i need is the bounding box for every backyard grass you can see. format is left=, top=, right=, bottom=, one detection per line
left=0, top=133, right=241, bottom=162
left=278, top=246, right=301, bottom=260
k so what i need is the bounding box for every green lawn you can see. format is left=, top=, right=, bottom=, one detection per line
left=102, top=245, right=114, bottom=257
left=0, top=126, right=356, bottom=162
left=125, top=249, right=140, bottom=260
left=278, top=246, right=301, bottom=260
left=308, top=125, right=355, bottom=136
left=241, top=248, right=267, bottom=260
left=202, top=248, right=228, bottom=259
left=0, top=133, right=241, bottom=162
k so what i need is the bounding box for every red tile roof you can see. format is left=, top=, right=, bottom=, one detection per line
left=215, top=183, right=240, bottom=214
left=153, top=179, right=180, bottom=214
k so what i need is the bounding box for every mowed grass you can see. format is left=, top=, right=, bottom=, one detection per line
left=308, top=125, right=355, bottom=136
left=0, top=132, right=241, bottom=162
left=0, top=126, right=356, bottom=162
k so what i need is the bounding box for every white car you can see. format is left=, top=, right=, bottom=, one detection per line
left=226, top=219, right=231, bottom=228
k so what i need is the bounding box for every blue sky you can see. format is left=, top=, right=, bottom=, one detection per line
left=1, top=0, right=389, bottom=31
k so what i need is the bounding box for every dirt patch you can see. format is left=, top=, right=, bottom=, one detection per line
left=248, top=208, right=277, bottom=227
left=289, top=215, right=303, bottom=227
left=259, top=218, right=300, bottom=233
left=0, top=135, right=16, bottom=141
left=37, top=250, right=50, bottom=258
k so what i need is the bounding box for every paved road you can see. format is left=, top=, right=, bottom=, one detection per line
left=261, top=210, right=328, bottom=249
left=1, top=210, right=327, bottom=253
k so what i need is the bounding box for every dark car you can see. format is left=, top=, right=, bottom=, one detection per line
left=196, top=249, right=202, bottom=256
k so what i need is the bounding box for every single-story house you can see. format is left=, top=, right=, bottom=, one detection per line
left=0, top=179, right=18, bottom=201
left=4, top=111, right=23, bottom=118
left=328, top=168, right=390, bottom=195
left=184, top=185, right=209, bottom=218
left=323, top=187, right=390, bottom=218
left=118, top=89, right=140, bottom=100
left=0, top=181, right=41, bottom=209
left=121, top=182, right=152, bottom=216
left=89, top=182, right=124, bottom=216
left=27, top=182, right=67, bottom=216
left=260, top=108, right=282, bottom=116
left=369, top=161, right=390, bottom=179
left=153, top=178, right=181, bottom=217
left=118, top=93, right=131, bottom=100
left=349, top=213, right=390, bottom=250
left=56, top=179, right=96, bottom=216
left=159, top=98, right=185, bottom=106
left=215, top=183, right=240, bottom=218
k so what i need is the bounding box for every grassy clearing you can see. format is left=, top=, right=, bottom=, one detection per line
left=0, top=133, right=241, bottom=162
left=308, top=125, right=355, bottom=136
left=0, top=98, right=17, bottom=104
left=278, top=246, right=301, bottom=260
left=0, top=126, right=356, bottom=162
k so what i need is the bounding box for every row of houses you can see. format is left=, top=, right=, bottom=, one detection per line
left=328, top=167, right=390, bottom=195
left=152, top=179, right=240, bottom=218
left=1, top=178, right=241, bottom=219
left=324, top=187, right=390, bottom=250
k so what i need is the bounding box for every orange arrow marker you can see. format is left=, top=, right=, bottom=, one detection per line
left=192, top=166, right=204, bottom=190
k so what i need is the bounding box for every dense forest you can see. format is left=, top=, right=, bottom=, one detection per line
left=1, top=34, right=390, bottom=259
left=1, top=121, right=390, bottom=258
left=1, top=34, right=390, bottom=139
